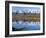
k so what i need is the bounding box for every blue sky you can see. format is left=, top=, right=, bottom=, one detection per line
left=12, top=6, right=40, bottom=13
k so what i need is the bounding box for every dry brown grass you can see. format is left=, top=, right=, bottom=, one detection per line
left=12, top=15, right=40, bottom=22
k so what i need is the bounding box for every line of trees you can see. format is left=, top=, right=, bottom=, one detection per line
left=12, top=10, right=40, bottom=15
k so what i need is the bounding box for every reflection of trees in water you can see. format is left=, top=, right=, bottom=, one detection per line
left=12, top=24, right=40, bottom=31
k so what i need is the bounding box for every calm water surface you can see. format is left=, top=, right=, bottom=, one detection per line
left=12, top=21, right=40, bottom=31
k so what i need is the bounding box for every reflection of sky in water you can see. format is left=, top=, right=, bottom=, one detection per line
left=12, top=21, right=40, bottom=30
